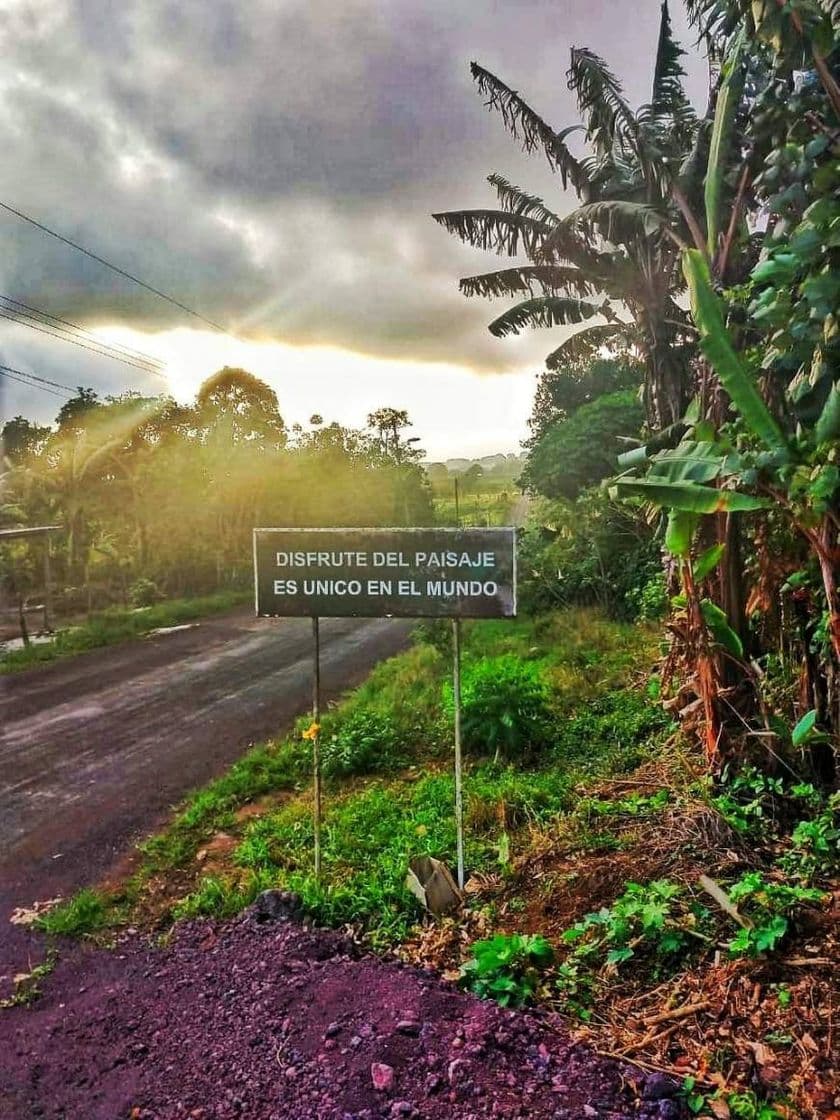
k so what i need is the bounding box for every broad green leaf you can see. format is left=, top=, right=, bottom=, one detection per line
left=700, top=599, right=743, bottom=658
left=694, top=542, right=725, bottom=581
left=665, top=510, right=696, bottom=557
left=791, top=709, right=818, bottom=747
left=815, top=381, right=840, bottom=445
left=705, top=29, right=745, bottom=256
left=683, top=250, right=788, bottom=454
left=612, top=477, right=768, bottom=513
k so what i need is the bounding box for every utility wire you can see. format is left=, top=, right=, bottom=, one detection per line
left=0, top=363, right=77, bottom=395
left=0, top=294, right=167, bottom=370
left=0, top=309, right=169, bottom=378
left=0, top=367, right=67, bottom=397
left=0, top=200, right=229, bottom=333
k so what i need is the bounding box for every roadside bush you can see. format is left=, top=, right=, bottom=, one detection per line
left=128, top=577, right=165, bottom=608
left=321, top=710, right=406, bottom=777
left=443, top=654, right=554, bottom=762
left=460, top=933, right=554, bottom=1007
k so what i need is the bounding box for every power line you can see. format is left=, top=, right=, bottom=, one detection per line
left=0, top=199, right=229, bottom=333
left=0, top=367, right=66, bottom=397
left=0, top=364, right=76, bottom=395
left=0, top=309, right=169, bottom=378
left=0, top=294, right=167, bottom=371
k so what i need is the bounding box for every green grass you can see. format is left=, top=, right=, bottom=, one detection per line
left=34, top=889, right=110, bottom=936
left=1, top=589, right=251, bottom=672
left=39, top=608, right=668, bottom=946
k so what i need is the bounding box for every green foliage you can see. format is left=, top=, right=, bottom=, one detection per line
left=321, top=710, right=406, bottom=778
left=521, top=390, right=643, bottom=501
left=443, top=654, right=554, bottom=761
left=727, top=872, right=826, bottom=957
left=517, top=490, right=662, bottom=621
left=34, top=889, right=109, bottom=937
left=710, top=767, right=785, bottom=834
left=781, top=792, right=840, bottom=881
left=460, top=933, right=554, bottom=1007
left=562, top=879, right=690, bottom=968
left=128, top=576, right=165, bottom=608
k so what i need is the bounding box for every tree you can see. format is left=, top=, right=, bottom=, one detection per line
left=523, top=390, right=644, bottom=501
left=526, top=356, right=643, bottom=445
left=2, top=416, right=51, bottom=463
left=433, top=2, right=706, bottom=430
left=196, top=367, right=286, bottom=447
left=56, top=387, right=100, bottom=433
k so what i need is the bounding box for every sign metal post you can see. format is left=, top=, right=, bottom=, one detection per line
left=254, top=527, right=516, bottom=894
left=312, top=616, right=322, bottom=880
left=452, top=617, right=465, bottom=889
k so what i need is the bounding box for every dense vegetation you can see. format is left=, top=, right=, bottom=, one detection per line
left=438, top=0, right=840, bottom=772
left=1, top=380, right=432, bottom=633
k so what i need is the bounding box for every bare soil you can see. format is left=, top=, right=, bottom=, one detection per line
left=0, top=909, right=683, bottom=1120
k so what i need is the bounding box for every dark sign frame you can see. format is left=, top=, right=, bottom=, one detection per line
left=253, top=526, right=516, bottom=619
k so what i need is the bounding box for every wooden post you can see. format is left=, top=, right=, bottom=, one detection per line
left=452, top=617, right=465, bottom=889
left=43, top=534, right=53, bottom=632
left=312, top=616, right=322, bottom=880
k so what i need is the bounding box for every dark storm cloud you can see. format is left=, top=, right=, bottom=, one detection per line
left=0, top=0, right=707, bottom=399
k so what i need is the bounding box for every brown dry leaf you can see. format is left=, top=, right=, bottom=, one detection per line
left=708, top=1099, right=731, bottom=1119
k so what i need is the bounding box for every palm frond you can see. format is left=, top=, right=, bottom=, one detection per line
left=432, top=209, right=552, bottom=256
left=488, top=296, right=603, bottom=338
left=471, top=63, right=589, bottom=193
left=459, top=266, right=598, bottom=300
left=567, top=48, right=638, bottom=156
left=650, top=1, right=692, bottom=118
left=545, top=324, right=636, bottom=368
left=572, top=200, right=668, bottom=243
left=487, top=174, right=560, bottom=224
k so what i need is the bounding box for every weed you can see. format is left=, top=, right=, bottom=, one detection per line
left=0, top=951, right=57, bottom=1008
left=443, top=654, right=554, bottom=762
left=562, top=879, right=695, bottom=969
left=34, top=889, right=109, bottom=936
left=727, top=872, right=826, bottom=957
left=460, top=933, right=554, bottom=1007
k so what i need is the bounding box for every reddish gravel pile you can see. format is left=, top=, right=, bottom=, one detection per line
left=0, top=907, right=685, bottom=1120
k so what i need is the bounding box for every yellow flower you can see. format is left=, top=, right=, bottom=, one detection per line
left=301, top=722, right=321, bottom=741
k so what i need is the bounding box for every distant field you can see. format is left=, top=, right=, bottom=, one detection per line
left=430, top=477, right=519, bottom=527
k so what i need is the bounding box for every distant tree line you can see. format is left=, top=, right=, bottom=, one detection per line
left=1, top=368, right=432, bottom=617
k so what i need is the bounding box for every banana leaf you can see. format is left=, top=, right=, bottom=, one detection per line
left=683, top=250, right=788, bottom=455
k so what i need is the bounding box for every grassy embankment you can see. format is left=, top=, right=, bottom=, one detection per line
left=0, top=589, right=250, bottom=673
left=31, top=609, right=838, bottom=1116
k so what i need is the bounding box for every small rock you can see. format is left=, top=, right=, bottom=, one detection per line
left=643, top=1073, right=678, bottom=1101
left=324, top=1022, right=340, bottom=1039
left=583, top=1107, right=598, bottom=1119
left=423, top=1074, right=441, bottom=1096
left=284, top=1065, right=298, bottom=1080
left=396, top=1020, right=420, bottom=1036
left=254, top=890, right=302, bottom=923
left=371, top=1063, right=395, bottom=1092
left=657, top=1103, right=681, bottom=1120
left=447, top=1058, right=471, bottom=1087
left=389, top=1103, right=413, bottom=1118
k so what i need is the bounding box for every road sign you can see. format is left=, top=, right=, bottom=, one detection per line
left=254, top=525, right=517, bottom=891
left=253, top=527, right=516, bottom=619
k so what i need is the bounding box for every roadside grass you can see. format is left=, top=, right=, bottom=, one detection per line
left=0, top=589, right=251, bottom=673
left=34, top=607, right=665, bottom=943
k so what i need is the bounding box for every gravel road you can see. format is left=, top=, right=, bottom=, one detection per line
left=0, top=609, right=411, bottom=978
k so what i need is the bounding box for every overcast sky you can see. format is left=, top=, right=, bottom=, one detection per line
left=0, top=0, right=706, bottom=458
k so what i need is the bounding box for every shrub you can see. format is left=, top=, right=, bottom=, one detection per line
left=443, top=654, right=553, bottom=762
left=460, top=933, right=554, bottom=1007
left=321, top=710, right=406, bottom=777
left=128, top=577, right=165, bottom=608
left=562, top=879, right=690, bottom=968
left=727, top=872, right=827, bottom=957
